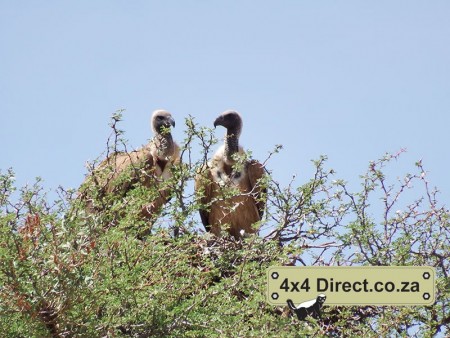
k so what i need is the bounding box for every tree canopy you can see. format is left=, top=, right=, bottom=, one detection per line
left=1, top=113, right=448, bottom=337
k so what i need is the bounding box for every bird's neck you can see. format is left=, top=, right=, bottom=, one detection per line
left=154, top=132, right=174, bottom=159
left=224, top=129, right=240, bottom=163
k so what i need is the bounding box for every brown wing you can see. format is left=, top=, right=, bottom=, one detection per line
left=194, top=165, right=214, bottom=232
left=96, top=148, right=154, bottom=196
left=246, top=160, right=267, bottom=219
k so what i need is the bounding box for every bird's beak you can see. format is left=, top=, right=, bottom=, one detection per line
left=213, top=115, right=224, bottom=128
left=168, top=116, right=175, bottom=128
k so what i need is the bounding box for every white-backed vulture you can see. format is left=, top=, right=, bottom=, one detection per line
left=195, top=110, right=266, bottom=239
left=81, top=110, right=180, bottom=224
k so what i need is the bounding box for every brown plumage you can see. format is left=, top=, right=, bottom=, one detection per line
left=195, top=110, right=266, bottom=239
left=81, top=110, right=180, bottom=223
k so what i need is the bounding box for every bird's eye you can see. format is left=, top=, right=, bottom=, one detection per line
left=157, top=116, right=164, bottom=120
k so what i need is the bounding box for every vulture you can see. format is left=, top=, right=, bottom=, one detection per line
left=195, top=110, right=266, bottom=239
left=81, top=110, right=180, bottom=225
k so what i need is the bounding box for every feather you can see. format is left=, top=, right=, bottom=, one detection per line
left=80, top=110, right=179, bottom=225
left=195, top=110, right=266, bottom=239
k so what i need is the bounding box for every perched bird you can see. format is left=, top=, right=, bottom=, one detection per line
left=195, top=110, right=266, bottom=239
left=81, top=110, right=180, bottom=224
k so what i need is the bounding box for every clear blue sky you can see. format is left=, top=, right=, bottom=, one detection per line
left=2, top=1, right=450, bottom=205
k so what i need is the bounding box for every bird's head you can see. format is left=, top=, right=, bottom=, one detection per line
left=152, top=110, right=175, bottom=134
left=213, top=110, right=242, bottom=136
